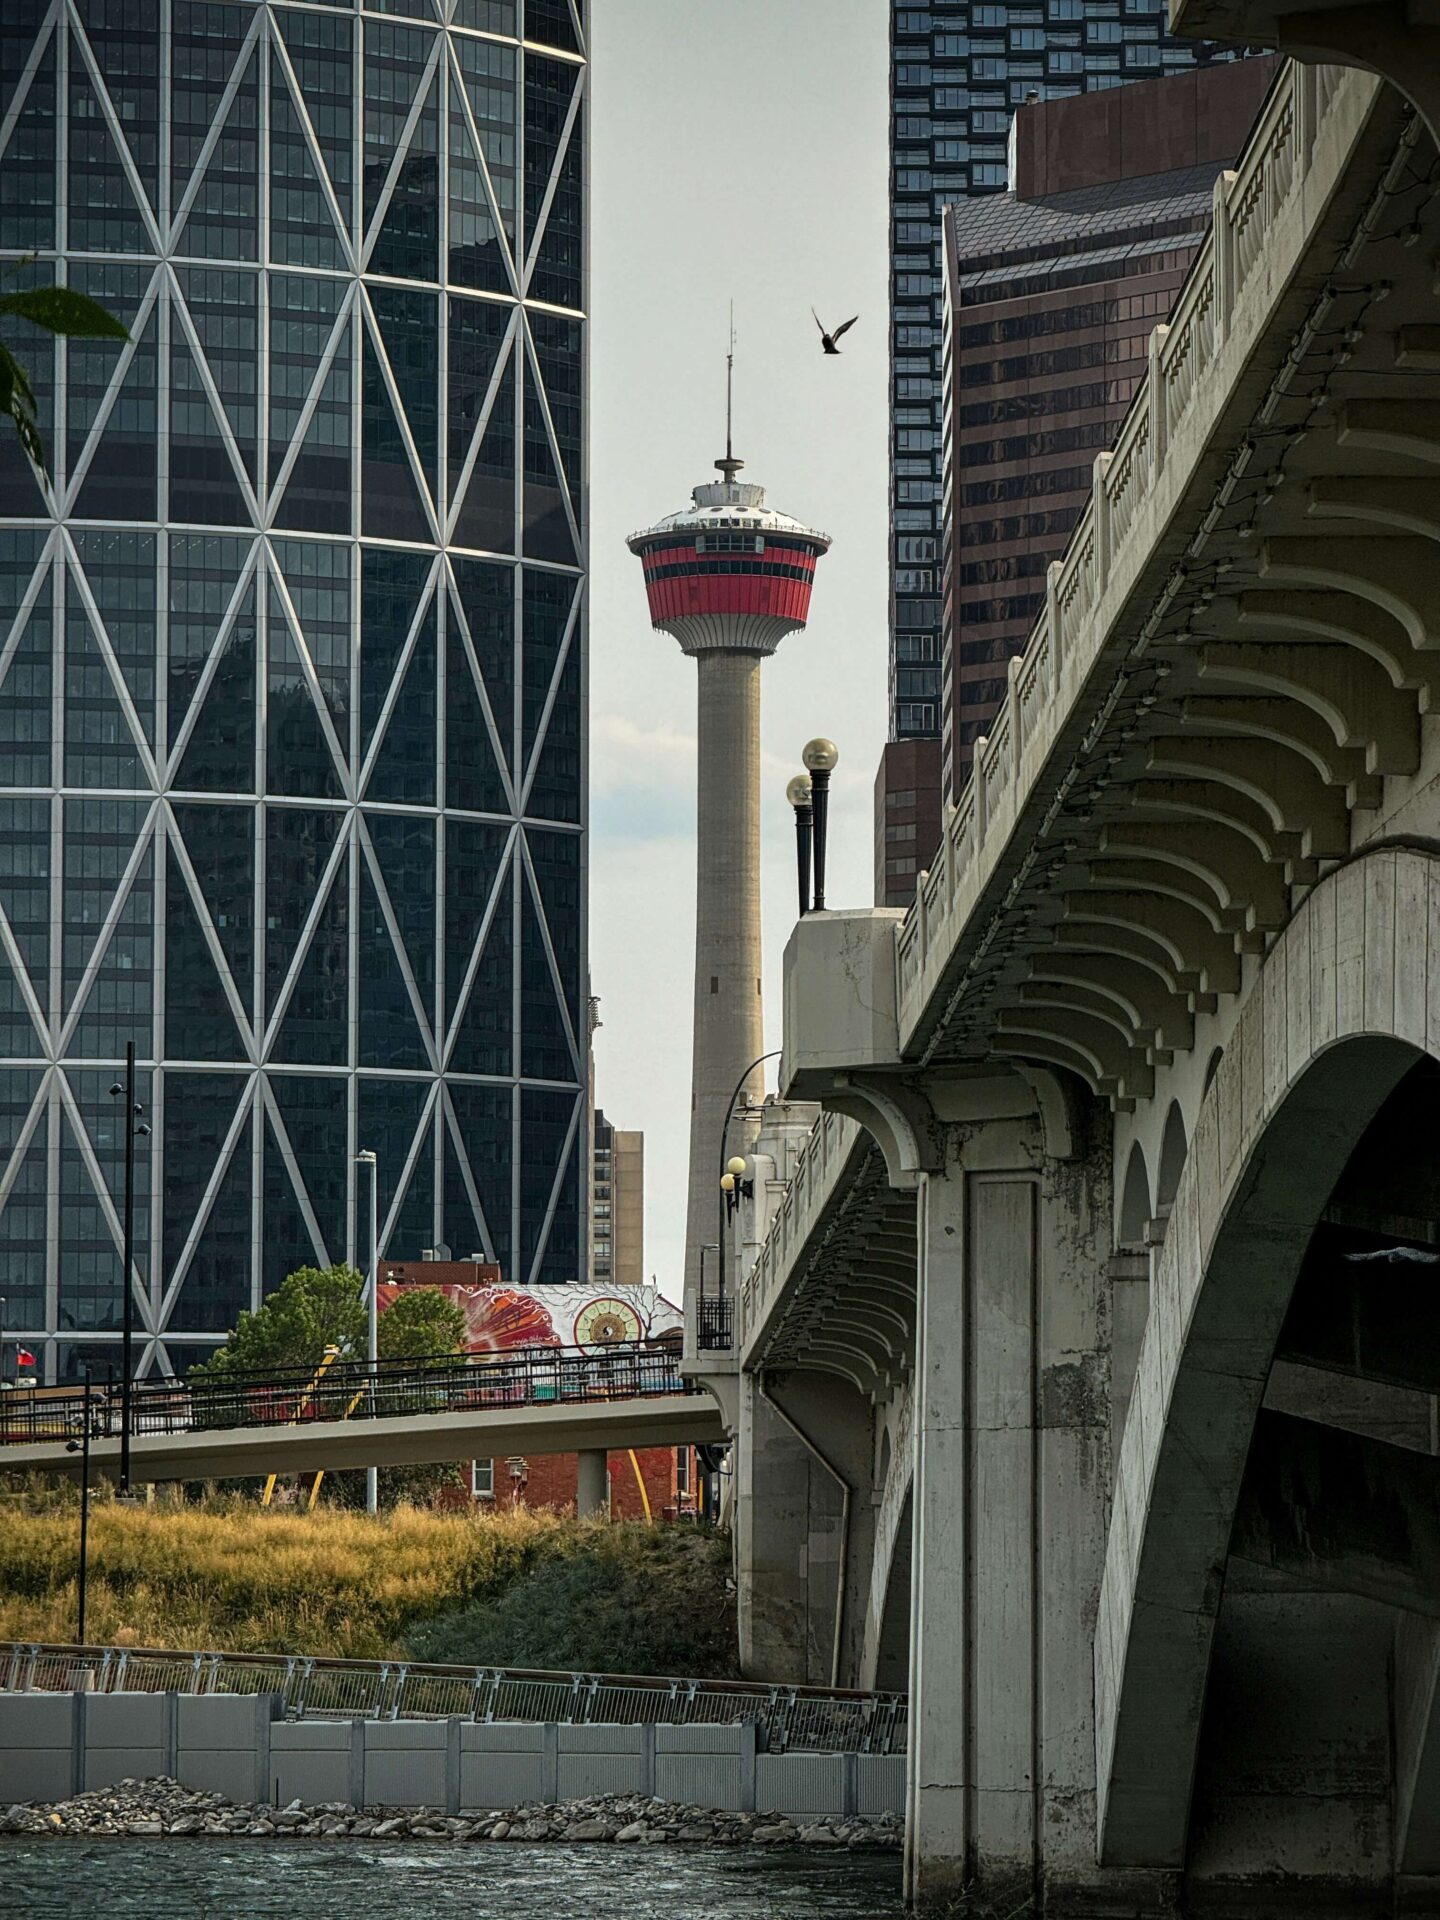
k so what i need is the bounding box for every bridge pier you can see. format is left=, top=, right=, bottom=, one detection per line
left=575, top=1449, right=608, bottom=1519
left=734, top=1372, right=849, bottom=1684
left=892, top=1078, right=1113, bottom=1912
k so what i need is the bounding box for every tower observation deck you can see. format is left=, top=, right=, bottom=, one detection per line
left=628, top=457, right=830, bottom=1303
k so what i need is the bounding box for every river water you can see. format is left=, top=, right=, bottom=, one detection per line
left=0, top=1838, right=905, bottom=1919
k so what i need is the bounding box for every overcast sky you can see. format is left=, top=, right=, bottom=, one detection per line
left=587, top=2, right=889, bottom=1293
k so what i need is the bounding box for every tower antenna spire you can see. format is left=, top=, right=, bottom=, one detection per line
left=717, top=302, right=743, bottom=484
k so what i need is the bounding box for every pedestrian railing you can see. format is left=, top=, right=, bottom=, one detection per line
left=0, top=1342, right=699, bottom=1446
left=0, top=1641, right=908, bottom=1756
left=695, top=1297, right=734, bottom=1351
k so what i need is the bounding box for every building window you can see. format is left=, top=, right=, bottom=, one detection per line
left=675, top=1446, right=690, bottom=1495
left=472, top=1458, right=495, bottom=1500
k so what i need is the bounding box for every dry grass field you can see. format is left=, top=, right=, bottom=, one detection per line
left=0, top=1494, right=738, bottom=1674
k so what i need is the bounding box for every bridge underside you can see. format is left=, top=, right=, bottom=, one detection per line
left=7, top=1395, right=724, bottom=1483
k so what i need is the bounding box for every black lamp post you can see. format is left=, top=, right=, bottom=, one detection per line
left=787, top=773, right=813, bottom=917
left=802, top=738, right=839, bottom=911
left=64, top=1368, right=96, bottom=1644
left=715, top=1050, right=780, bottom=1303
left=108, top=1044, right=149, bottom=1497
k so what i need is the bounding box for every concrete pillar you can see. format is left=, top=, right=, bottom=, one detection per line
left=906, top=1159, right=970, bottom=1908
left=1395, top=1615, right=1440, bottom=1873
left=906, top=1100, right=1110, bottom=1911
left=684, top=650, right=765, bottom=1299
left=734, top=1370, right=846, bottom=1684
left=575, top=1449, right=608, bottom=1518
left=762, top=1371, right=878, bottom=1689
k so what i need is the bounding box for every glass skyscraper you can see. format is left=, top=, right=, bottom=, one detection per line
left=0, top=0, right=587, bottom=1381
left=888, top=0, right=1232, bottom=741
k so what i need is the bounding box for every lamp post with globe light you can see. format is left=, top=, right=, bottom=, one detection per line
left=787, top=773, right=813, bottom=918
left=801, top=738, right=839, bottom=911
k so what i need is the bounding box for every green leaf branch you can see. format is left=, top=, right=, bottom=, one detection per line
left=0, top=281, right=129, bottom=479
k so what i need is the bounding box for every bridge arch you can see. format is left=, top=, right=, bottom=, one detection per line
left=1118, top=1140, right=1151, bottom=1247
left=1096, top=844, right=1436, bottom=1869
left=1155, top=1101, right=1187, bottom=1213
left=866, top=1482, right=913, bottom=1694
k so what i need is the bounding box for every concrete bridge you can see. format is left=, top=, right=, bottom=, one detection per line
left=699, top=26, right=1440, bottom=1913
left=0, top=1345, right=724, bottom=1484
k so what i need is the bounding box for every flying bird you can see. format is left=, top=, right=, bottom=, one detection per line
left=812, top=309, right=859, bottom=355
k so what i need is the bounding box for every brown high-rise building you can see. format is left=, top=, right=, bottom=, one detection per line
left=591, top=1108, right=643, bottom=1291
left=875, top=737, right=945, bottom=909
left=938, top=56, right=1278, bottom=801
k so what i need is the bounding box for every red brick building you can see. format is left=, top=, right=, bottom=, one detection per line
left=469, top=1445, right=700, bottom=1522
left=435, top=1445, right=699, bottom=1520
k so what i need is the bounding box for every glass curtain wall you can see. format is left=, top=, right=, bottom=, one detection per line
left=888, top=0, right=1232, bottom=741
left=0, top=0, right=587, bottom=1381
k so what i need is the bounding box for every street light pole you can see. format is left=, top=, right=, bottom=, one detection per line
left=65, top=1369, right=94, bottom=1644
left=715, top=1049, right=780, bottom=1305
left=109, top=1044, right=147, bottom=1498
left=355, top=1149, right=379, bottom=1515
left=802, top=739, right=839, bottom=912
left=786, top=773, right=813, bottom=918
left=121, top=1040, right=134, bottom=1493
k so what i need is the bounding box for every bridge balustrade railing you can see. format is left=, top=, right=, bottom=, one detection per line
left=0, top=1642, right=908, bottom=1756
left=888, top=59, right=1362, bottom=1044
left=740, top=1110, right=863, bottom=1349
left=0, top=1343, right=697, bottom=1446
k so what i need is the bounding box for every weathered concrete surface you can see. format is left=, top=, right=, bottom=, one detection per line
left=1185, top=1579, right=1397, bottom=1909
left=761, top=1371, right=877, bottom=1688
left=1096, top=852, right=1429, bottom=1871
left=575, top=1448, right=609, bottom=1518
left=903, top=1085, right=1111, bottom=1912
left=733, top=1371, right=845, bottom=1686
left=1233, top=1411, right=1440, bottom=1616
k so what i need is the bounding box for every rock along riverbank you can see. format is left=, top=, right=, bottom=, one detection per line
left=0, top=1777, right=903, bottom=1851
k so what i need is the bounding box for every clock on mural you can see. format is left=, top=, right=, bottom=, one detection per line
left=573, top=1298, right=644, bottom=1349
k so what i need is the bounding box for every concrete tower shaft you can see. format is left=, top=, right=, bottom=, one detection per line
left=628, top=472, right=830, bottom=1298
left=689, top=650, right=765, bottom=1298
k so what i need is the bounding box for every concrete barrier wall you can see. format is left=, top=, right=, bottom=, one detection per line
left=0, top=1693, right=905, bottom=1820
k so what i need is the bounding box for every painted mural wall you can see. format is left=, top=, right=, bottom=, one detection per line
left=375, top=1281, right=683, bottom=1354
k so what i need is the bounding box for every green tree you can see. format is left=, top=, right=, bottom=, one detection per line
left=190, top=1264, right=467, bottom=1382
left=190, top=1264, right=367, bottom=1381
left=379, top=1284, right=467, bottom=1362
left=1, top=281, right=128, bottom=475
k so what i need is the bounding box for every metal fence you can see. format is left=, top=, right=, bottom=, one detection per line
left=695, top=1297, right=734, bottom=1351
left=0, top=1343, right=698, bottom=1447
left=0, top=1642, right=907, bottom=1756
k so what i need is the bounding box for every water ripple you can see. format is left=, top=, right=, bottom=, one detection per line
left=0, top=1838, right=905, bottom=1920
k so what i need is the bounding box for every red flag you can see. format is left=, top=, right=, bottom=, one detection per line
left=14, top=1348, right=35, bottom=1369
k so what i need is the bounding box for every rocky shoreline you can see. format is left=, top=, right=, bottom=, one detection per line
left=0, top=1776, right=903, bottom=1851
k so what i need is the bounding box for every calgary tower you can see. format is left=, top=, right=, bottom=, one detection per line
left=627, top=364, right=831, bottom=1303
